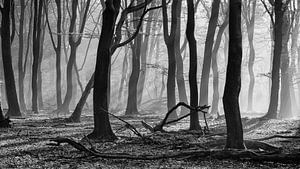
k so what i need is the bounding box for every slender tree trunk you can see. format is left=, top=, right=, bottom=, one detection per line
left=186, top=0, right=201, bottom=130
left=264, top=0, right=283, bottom=119
left=117, top=47, right=129, bottom=109
left=162, top=0, right=180, bottom=120
left=68, top=74, right=94, bottom=122
left=55, top=0, right=62, bottom=108
left=125, top=9, right=142, bottom=115
left=88, top=0, right=120, bottom=140
left=18, top=0, right=27, bottom=111
left=279, top=11, right=292, bottom=119
left=244, top=0, right=256, bottom=112
left=32, top=0, right=43, bottom=114
left=59, top=0, right=90, bottom=113
left=223, top=0, right=245, bottom=149
left=174, top=0, right=188, bottom=116
left=211, top=14, right=228, bottom=117
left=137, top=1, right=156, bottom=106
left=199, top=0, right=220, bottom=112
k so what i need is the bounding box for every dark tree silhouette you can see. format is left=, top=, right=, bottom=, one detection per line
left=264, top=0, right=283, bottom=119
left=162, top=0, right=180, bottom=120
left=223, top=0, right=245, bottom=149
left=32, top=0, right=43, bottom=114
left=0, top=0, right=21, bottom=117
left=186, top=0, right=201, bottom=130
left=87, top=0, right=120, bottom=140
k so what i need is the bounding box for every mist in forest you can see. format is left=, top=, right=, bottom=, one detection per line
left=0, top=0, right=298, bottom=120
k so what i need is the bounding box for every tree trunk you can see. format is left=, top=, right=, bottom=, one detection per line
left=199, top=0, right=220, bottom=113
left=264, top=0, right=283, bottom=119
left=137, top=1, right=156, bottom=106
left=18, top=0, right=27, bottom=111
left=55, top=0, right=62, bottom=108
left=244, top=0, right=256, bottom=112
left=1, top=0, right=21, bottom=117
left=88, top=0, right=119, bottom=140
left=223, top=0, right=245, bottom=149
left=279, top=11, right=292, bottom=119
left=59, top=0, right=90, bottom=113
left=68, top=74, right=94, bottom=122
left=186, top=0, right=201, bottom=130
left=32, top=0, right=43, bottom=114
left=211, top=14, right=228, bottom=117
left=174, top=0, right=188, bottom=116
left=162, top=0, right=180, bottom=120
left=125, top=9, right=142, bottom=115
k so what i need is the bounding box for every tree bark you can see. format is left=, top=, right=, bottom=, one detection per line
left=32, top=0, right=43, bottom=114
left=174, top=0, right=188, bottom=116
left=279, top=11, right=292, bottom=119
left=211, top=13, right=228, bottom=117
left=243, top=0, right=256, bottom=112
left=186, top=0, right=201, bottom=130
left=199, top=0, right=220, bottom=113
left=162, top=0, right=180, bottom=120
left=125, top=8, right=143, bottom=115
left=87, top=0, right=120, bottom=140
left=264, top=0, right=283, bottom=119
left=1, top=0, right=21, bottom=117
left=223, top=0, right=245, bottom=149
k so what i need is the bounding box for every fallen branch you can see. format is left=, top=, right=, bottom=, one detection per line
left=255, top=135, right=300, bottom=141
left=48, top=137, right=300, bottom=162
left=142, top=102, right=210, bottom=132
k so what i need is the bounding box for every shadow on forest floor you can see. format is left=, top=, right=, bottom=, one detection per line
left=1, top=111, right=300, bottom=168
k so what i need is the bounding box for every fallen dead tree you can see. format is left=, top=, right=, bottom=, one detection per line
left=142, top=102, right=210, bottom=132
left=48, top=137, right=300, bottom=163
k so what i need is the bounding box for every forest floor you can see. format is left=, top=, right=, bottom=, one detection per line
left=1, top=109, right=300, bottom=169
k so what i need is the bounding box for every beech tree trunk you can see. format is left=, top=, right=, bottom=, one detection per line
left=59, top=0, right=90, bottom=113
left=186, top=0, right=201, bottom=130
left=32, top=0, right=43, bottom=114
left=125, top=8, right=142, bottom=115
left=211, top=13, right=228, bottom=117
left=68, top=74, right=94, bottom=122
left=223, top=0, right=245, bottom=149
left=162, top=0, right=180, bottom=120
left=1, top=0, right=21, bottom=117
left=88, top=0, right=120, bottom=140
left=18, top=0, right=27, bottom=111
left=279, top=11, right=292, bottom=119
left=199, top=0, right=220, bottom=113
left=264, top=0, right=283, bottom=119
left=174, top=0, right=188, bottom=116
left=243, top=0, right=256, bottom=112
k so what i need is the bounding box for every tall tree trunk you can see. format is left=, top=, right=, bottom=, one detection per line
left=125, top=9, right=142, bottom=115
left=211, top=14, right=228, bottom=117
left=18, top=0, right=27, bottom=111
left=32, top=0, right=43, bottom=114
left=88, top=0, right=120, bottom=140
left=58, top=0, right=90, bottom=113
left=55, top=0, right=62, bottom=108
left=223, top=0, right=245, bottom=149
left=264, top=0, right=283, bottom=119
left=162, top=0, right=180, bottom=120
left=186, top=0, right=201, bottom=130
left=174, top=0, right=188, bottom=116
left=243, top=0, right=256, bottom=112
left=137, top=1, right=156, bottom=106
left=1, top=0, right=21, bottom=117
left=279, top=11, right=292, bottom=119
left=199, top=0, right=220, bottom=113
